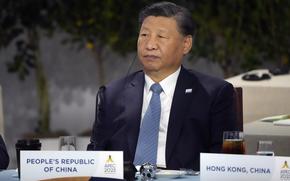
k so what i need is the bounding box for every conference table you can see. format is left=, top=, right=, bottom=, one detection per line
left=0, top=169, right=200, bottom=181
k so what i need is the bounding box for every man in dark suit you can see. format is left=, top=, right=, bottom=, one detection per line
left=88, top=2, right=236, bottom=171
left=0, top=134, right=9, bottom=169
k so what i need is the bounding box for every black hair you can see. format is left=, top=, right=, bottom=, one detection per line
left=139, top=1, right=195, bottom=36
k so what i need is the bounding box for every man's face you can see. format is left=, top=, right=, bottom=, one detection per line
left=137, top=16, right=192, bottom=79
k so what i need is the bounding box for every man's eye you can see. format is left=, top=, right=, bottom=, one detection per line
left=140, top=33, right=147, bottom=37
left=158, top=35, right=167, bottom=39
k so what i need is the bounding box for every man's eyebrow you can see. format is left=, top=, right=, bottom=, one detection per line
left=140, top=26, right=149, bottom=31
left=141, top=26, right=169, bottom=33
left=157, top=29, right=169, bottom=33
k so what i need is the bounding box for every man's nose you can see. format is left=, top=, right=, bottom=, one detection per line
left=145, top=36, right=158, bottom=50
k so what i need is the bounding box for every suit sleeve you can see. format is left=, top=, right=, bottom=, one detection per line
left=209, top=83, right=237, bottom=152
left=0, top=135, right=9, bottom=169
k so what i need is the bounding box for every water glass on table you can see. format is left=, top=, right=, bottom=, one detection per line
left=256, top=140, right=274, bottom=156
left=59, top=136, right=76, bottom=151
left=222, top=131, right=245, bottom=154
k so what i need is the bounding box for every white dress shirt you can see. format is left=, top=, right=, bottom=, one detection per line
left=141, top=67, right=180, bottom=168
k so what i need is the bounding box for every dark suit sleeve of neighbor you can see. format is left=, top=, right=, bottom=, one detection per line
left=0, top=135, right=9, bottom=169
left=209, top=83, right=237, bottom=153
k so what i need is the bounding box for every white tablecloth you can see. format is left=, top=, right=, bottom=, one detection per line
left=226, top=69, right=290, bottom=123
left=244, top=120, right=290, bottom=156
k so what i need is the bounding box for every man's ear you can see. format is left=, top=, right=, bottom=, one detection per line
left=183, top=35, right=193, bottom=54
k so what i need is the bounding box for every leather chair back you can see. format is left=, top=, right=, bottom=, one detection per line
left=234, top=87, right=243, bottom=131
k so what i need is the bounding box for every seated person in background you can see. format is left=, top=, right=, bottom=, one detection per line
left=0, top=134, right=9, bottom=169
left=88, top=1, right=237, bottom=171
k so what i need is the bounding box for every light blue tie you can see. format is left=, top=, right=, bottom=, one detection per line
left=134, top=83, right=163, bottom=165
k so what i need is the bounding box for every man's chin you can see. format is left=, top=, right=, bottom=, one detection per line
left=143, top=67, right=160, bottom=74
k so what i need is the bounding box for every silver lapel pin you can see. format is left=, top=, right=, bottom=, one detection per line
left=185, top=89, right=192, bottom=94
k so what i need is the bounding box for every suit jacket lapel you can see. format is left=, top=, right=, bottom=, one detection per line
left=121, top=71, right=145, bottom=161
left=166, top=67, right=197, bottom=161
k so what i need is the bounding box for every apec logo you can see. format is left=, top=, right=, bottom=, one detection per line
left=280, top=160, right=290, bottom=180
left=104, top=155, right=116, bottom=174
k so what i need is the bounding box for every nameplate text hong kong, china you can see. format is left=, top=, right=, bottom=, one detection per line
left=20, top=151, right=123, bottom=181
left=200, top=153, right=290, bottom=181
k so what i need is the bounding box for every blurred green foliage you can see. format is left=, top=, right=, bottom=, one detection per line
left=190, top=0, right=290, bottom=76
left=0, top=0, right=57, bottom=134
left=2, top=0, right=289, bottom=77
left=51, top=0, right=152, bottom=85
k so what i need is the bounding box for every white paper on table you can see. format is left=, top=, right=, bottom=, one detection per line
left=273, top=119, right=290, bottom=126
left=260, top=114, right=289, bottom=122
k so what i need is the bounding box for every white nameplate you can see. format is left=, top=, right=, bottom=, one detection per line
left=200, top=153, right=290, bottom=181
left=20, top=151, right=123, bottom=181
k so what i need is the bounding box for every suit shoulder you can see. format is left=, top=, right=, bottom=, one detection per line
left=185, top=69, right=234, bottom=94
left=104, top=70, right=143, bottom=92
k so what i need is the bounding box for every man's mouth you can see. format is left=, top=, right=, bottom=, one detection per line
left=143, top=55, right=160, bottom=60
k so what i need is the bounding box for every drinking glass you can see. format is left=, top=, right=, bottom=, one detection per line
left=256, top=140, right=274, bottom=156
left=58, top=136, right=76, bottom=151
left=222, top=131, right=245, bottom=154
